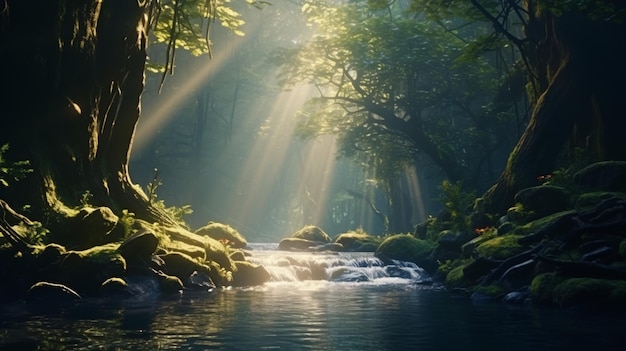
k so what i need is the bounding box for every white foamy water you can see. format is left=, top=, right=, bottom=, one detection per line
left=246, top=243, right=431, bottom=286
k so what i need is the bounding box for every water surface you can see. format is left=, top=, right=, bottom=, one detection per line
left=1, top=246, right=623, bottom=350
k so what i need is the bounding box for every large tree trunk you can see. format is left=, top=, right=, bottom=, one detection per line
left=481, top=7, right=626, bottom=215
left=0, top=0, right=175, bottom=227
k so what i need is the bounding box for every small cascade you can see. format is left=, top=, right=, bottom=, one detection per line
left=247, top=244, right=430, bottom=285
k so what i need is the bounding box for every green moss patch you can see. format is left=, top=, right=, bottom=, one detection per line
left=553, top=278, right=626, bottom=309
left=375, top=234, right=435, bottom=266
left=195, top=222, right=248, bottom=249
left=334, top=232, right=382, bottom=251
left=476, top=234, right=525, bottom=260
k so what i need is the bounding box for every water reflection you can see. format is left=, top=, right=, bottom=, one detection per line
left=1, top=251, right=625, bottom=350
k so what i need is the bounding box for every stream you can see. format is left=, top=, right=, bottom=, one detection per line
left=1, top=243, right=624, bottom=350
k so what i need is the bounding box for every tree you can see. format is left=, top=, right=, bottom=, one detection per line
left=0, top=1, right=245, bottom=234
left=275, top=0, right=519, bottom=230
left=460, top=0, right=626, bottom=214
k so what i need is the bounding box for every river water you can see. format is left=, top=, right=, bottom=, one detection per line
left=1, top=244, right=624, bottom=350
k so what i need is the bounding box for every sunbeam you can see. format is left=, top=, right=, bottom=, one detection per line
left=133, top=35, right=248, bottom=154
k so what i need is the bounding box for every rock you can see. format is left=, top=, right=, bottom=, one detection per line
left=27, top=282, right=81, bottom=302
left=437, top=230, right=472, bottom=251
left=52, top=244, right=127, bottom=295
left=413, top=220, right=428, bottom=239
left=498, top=259, right=537, bottom=291
left=157, top=272, right=184, bottom=294
left=278, top=237, right=318, bottom=251
left=101, top=277, right=132, bottom=297
left=462, top=256, right=502, bottom=283
left=311, top=242, right=344, bottom=252
left=186, top=271, right=216, bottom=291
left=292, top=225, right=332, bottom=243
left=231, top=261, right=271, bottom=287
left=375, top=234, right=435, bottom=271
left=574, top=161, right=626, bottom=192
left=71, top=207, right=119, bottom=249
left=194, top=222, right=248, bottom=249
left=117, top=230, right=159, bottom=262
left=514, top=185, right=571, bottom=218
left=334, top=232, right=381, bottom=251
left=503, top=289, right=530, bottom=305
left=229, top=250, right=247, bottom=262
left=158, top=252, right=212, bottom=283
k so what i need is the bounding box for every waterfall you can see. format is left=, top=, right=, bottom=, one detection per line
left=247, top=243, right=431, bottom=285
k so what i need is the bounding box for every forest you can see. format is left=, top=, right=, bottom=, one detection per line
left=1, top=0, right=626, bottom=310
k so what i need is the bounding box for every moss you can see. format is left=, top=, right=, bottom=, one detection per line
left=292, top=225, right=332, bottom=243
left=619, top=240, right=626, bottom=257
left=445, top=264, right=469, bottom=289
left=574, top=192, right=626, bottom=211
left=475, top=234, right=525, bottom=260
left=334, top=231, right=382, bottom=251
left=553, top=278, right=626, bottom=309
left=473, top=284, right=505, bottom=297
left=195, top=222, right=248, bottom=248
left=511, top=210, right=576, bottom=236
left=530, top=272, right=564, bottom=305
left=375, top=234, right=435, bottom=266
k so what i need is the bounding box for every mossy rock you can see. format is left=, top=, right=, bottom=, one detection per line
left=574, top=161, right=626, bottom=192
left=292, top=225, right=332, bottom=243
left=278, top=237, right=318, bottom=251
left=334, top=232, right=382, bottom=251
left=553, top=277, right=626, bottom=309
left=514, top=185, right=571, bottom=218
left=530, top=272, right=564, bottom=305
left=195, top=222, right=248, bottom=249
left=445, top=264, right=470, bottom=289
left=476, top=235, right=525, bottom=260
left=165, top=226, right=236, bottom=273
left=158, top=251, right=211, bottom=283
left=231, top=261, right=271, bottom=287
left=375, top=234, right=435, bottom=269
left=53, top=244, right=126, bottom=295
left=574, top=192, right=626, bottom=211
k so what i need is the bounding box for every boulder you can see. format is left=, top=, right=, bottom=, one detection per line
left=194, top=222, right=248, bottom=249
left=334, top=232, right=381, bottom=251
left=437, top=230, right=472, bottom=251
left=71, top=207, right=119, bottom=249
left=158, top=252, right=212, bottom=283
left=375, top=234, right=435, bottom=271
left=231, top=261, right=271, bottom=287
left=278, top=237, right=318, bottom=251
left=101, top=277, right=133, bottom=297
left=52, top=244, right=127, bottom=295
left=574, top=161, right=626, bottom=192
left=292, top=225, right=332, bottom=243
left=514, top=185, right=571, bottom=218
left=27, top=281, right=81, bottom=302
left=117, top=230, right=159, bottom=262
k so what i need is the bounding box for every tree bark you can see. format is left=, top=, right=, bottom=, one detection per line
left=481, top=7, right=626, bottom=215
left=0, top=0, right=176, bottom=229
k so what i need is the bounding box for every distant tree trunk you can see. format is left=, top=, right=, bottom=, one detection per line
left=0, top=0, right=176, bottom=227
left=481, top=6, right=626, bottom=215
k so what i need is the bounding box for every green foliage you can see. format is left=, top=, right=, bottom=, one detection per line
left=0, top=144, right=32, bottom=187
left=438, top=180, right=475, bottom=230
left=144, top=168, right=193, bottom=228
left=275, top=0, right=508, bottom=187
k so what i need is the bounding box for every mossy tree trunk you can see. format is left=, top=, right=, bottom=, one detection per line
left=0, top=0, right=176, bottom=227
left=481, top=5, right=626, bottom=215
